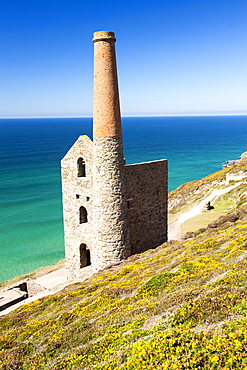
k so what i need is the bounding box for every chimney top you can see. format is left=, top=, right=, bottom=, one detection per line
left=92, top=31, right=116, bottom=43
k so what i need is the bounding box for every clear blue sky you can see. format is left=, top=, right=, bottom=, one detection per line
left=1, top=0, right=246, bottom=117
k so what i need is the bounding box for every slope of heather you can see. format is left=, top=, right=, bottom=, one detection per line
left=1, top=161, right=247, bottom=369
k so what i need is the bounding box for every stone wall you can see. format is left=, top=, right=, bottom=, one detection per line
left=91, top=137, right=130, bottom=273
left=62, top=136, right=168, bottom=279
left=61, top=135, right=93, bottom=279
left=124, top=160, right=168, bottom=254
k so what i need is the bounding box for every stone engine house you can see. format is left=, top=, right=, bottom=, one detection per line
left=61, top=31, right=168, bottom=279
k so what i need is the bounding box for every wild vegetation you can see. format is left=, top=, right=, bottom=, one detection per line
left=169, top=158, right=247, bottom=215
left=1, top=161, right=247, bottom=369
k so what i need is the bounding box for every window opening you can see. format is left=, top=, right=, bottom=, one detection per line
left=79, top=244, right=91, bottom=268
left=79, top=206, right=88, bottom=223
left=77, top=158, right=86, bottom=177
left=127, top=198, right=133, bottom=209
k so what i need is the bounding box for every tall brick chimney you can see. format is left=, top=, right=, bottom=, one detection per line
left=91, top=31, right=130, bottom=272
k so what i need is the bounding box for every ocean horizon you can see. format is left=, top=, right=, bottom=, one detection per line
left=1, top=113, right=247, bottom=120
left=1, top=115, right=247, bottom=282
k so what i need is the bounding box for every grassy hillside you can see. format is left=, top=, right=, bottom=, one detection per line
left=169, top=158, right=247, bottom=215
left=1, top=162, right=247, bottom=369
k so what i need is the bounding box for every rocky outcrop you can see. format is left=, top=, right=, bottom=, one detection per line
left=223, top=151, right=247, bottom=168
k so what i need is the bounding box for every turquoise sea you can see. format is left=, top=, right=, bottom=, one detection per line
left=1, top=115, right=247, bottom=282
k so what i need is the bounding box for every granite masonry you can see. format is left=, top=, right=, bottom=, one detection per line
left=61, top=31, right=168, bottom=280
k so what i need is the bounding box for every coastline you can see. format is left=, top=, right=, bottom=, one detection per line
left=2, top=115, right=247, bottom=283
left=2, top=167, right=247, bottom=315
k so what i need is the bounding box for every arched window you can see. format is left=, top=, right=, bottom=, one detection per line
left=77, top=158, right=86, bottom=177
left=79, top=244, right=91, bottom=268
left=79, top=206, right=88, bottom=223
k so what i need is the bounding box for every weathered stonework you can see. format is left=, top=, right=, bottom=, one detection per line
left=125, top=160, right=168, bottom=254
left=91, top=137, right=130, bottom=272
left=61, top=135, right=93, bottom=279
left=61, top=31, right=168, bottom=280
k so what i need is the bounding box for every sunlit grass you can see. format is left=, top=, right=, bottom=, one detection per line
left=1, top=161, right=247, bottom=369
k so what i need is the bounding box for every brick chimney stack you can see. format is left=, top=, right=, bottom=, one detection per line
left=91, top=31, right=130, bottom=272
left=93, top=31, right=122, bottom=138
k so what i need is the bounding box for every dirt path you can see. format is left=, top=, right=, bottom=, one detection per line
left=168, top=182, right=241, bottom=241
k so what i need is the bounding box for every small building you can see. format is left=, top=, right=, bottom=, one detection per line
left=61, top=31, right=168, bottom=279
